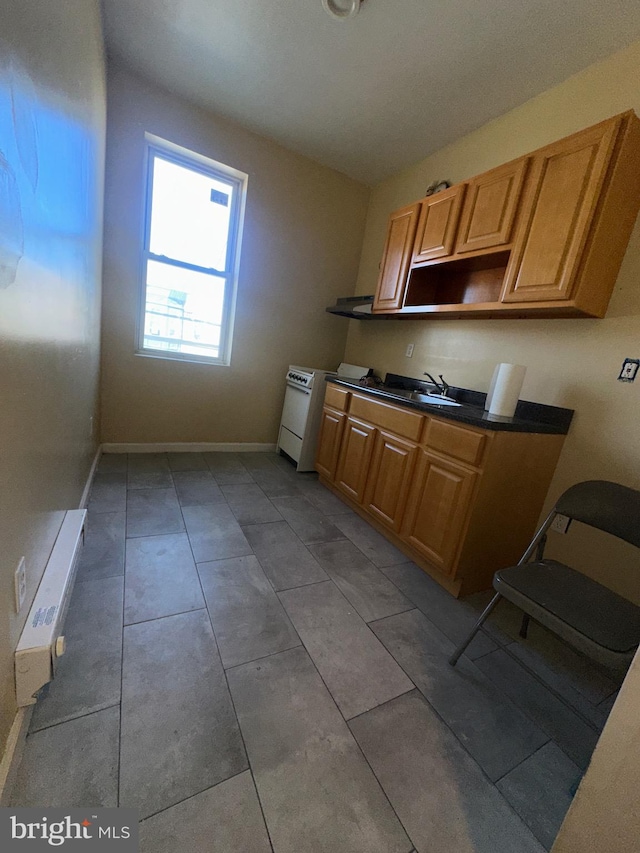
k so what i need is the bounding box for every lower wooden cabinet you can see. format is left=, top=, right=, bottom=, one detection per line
left=316, top=408, right=345, bottom=480
left=316, top=386, right=566, bottom=597
left=402, top=450, right=477, bottom=574
left=335, top=417, right=376, bottom=503
left=363, top=430, right=417, bottom=532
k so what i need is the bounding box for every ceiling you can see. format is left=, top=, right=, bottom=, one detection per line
left=101, top=0, right=640, bottom=184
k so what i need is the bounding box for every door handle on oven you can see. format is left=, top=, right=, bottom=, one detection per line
left=287, top=382, right=311, bottom=394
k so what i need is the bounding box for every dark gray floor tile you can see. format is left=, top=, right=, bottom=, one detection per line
left=240, top=451, right=279, bottom=472
left=88, top=472, right=127, bottom=514
left=497, top=743, right=581, bottom=850
left=382, top=561, right=498, bottom=659
left=349, top=691, right=544, bottom=853
left=97, top=453, right=128, bottom=474
left=221, top=483, right=282, bottom=525
left=471, top=595, right=624, bottom=713
left=128, top=469, right=174, bottom=490
left=242, top=521, right=328, bottom=590
left=227, top=647, right=412, bottom=853
left=12, top=707, right=120, bottom=807
left=125, top=533, right=205, bottom=625
left=475, top=649, right=600, bottom=770
left=598, top=690, right=619, bottom=715
left=271, top=495, right=345, bottom=544
left=139, top=771, right=272, bottom=853
left=198, top=555, right=300, bottom=668
left=250, top=467, right=301, bottom=497
left=507, top=631, right=620, bottom=708
left=168, top=451, right=209, bottom=471
left=204, top=452, right=254, bottom=484
left=371, top=609, right=548, bottom=781
left=183, top=503, right=253, bottom=563
left=30, top=577, right=123, bottom=731
left=126, top=488, right=184, bottom=538
left=120, top=610, right=247, bottom=819
left=76, top=511, right=125, bottom=582
left=172, top=470, right=225, bottom=507
left=127, top=452, right=170, bottom=473
left=296, top=479, right=354, bottom=515
left=309, top=540, right=413, bottom=622
left=332, top=513, right=407, bottom=567
left=279, top=581, right=413, bottom=719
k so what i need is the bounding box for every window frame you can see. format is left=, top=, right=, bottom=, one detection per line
left=136, top=133, right=248, bottom=366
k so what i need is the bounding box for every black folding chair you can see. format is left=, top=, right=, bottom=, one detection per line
left=449, top=480, right=640, bottom=669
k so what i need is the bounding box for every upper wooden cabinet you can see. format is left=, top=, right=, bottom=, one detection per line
left=455, top=158, right=529, bottom=254
left=372, top=202, right=420, bottom=312
left=501, top=119, right=620, bottom=304
left=372, top=111, right=640, bottom=319
left=412, top=185, right=466, bottom=264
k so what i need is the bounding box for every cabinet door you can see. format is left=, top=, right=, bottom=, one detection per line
left=402, top=450, right=477, bottom=574
left=335, top=418, right=377, bottom=504
left=364, top=431, right=417, bottom=532
left=315, top=408, right=346, bottom=481
left=502, top=117, right=621, bottom=303
left=412, top=185, right=466, bottom=263
left=455, top=158, right=529, bottom=254
left=373, top=202, right=420, bottom=312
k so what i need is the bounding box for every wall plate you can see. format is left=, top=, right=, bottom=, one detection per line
left=618, top=358, right=639, bottom=383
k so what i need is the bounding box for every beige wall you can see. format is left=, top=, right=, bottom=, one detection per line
left=0, top=1, right=105, bottom=747
left=345, top=39, right=640, bottom=604
left=100, top=65, right=369, bottom=444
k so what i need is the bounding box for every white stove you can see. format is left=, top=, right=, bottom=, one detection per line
left=277, top=363, right=370, bottom=471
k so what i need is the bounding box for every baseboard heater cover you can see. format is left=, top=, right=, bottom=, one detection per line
left=15, top=510, right=86, bottom=707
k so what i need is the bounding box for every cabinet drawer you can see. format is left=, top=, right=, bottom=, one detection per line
left=325, top=385, right=350, bottom=412
left=425, top=418, right=487, bottom=467
left=350, top=394, right=424, bottom=441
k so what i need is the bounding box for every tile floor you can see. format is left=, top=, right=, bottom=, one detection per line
left=11, top=451, right=623, bottom=852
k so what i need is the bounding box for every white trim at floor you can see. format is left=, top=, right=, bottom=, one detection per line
left=100, top=442, right=278, bottom=454
left=0, top=706, right=33, bottom=805
left=80, top=445, right=102, bottom=508
left=1, top=442, right=100, bottom=804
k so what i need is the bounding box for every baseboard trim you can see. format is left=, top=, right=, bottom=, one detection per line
left=0, top=706, right=33, bottom=806
left=80, top=445, right=102, bottom=508
left=101, top=442, right=278, bottom=454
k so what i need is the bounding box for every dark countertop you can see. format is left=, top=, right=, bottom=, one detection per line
left=326, top=374, right=574, bottom=435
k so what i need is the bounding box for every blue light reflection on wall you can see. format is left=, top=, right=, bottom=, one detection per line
left=0, top=59, right=97, bottom=292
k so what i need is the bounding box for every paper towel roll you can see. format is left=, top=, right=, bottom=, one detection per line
left=488, top=364, right=526, bottom=418
left=484, top=364, right=500, bottom=411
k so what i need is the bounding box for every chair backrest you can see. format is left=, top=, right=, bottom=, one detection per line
left=555, top=480, right=640, bottom=549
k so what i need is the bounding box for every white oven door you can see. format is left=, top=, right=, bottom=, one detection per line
left=281, top=382, right=312, bottom=439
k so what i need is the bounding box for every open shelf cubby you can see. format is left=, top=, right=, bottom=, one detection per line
left=404, top=250, right=510, bottom=308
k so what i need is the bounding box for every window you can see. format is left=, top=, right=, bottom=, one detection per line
left=138, top=134, right=247, bottom=365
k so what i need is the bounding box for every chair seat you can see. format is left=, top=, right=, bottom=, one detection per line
left=494, top=560, right=640, bottom=654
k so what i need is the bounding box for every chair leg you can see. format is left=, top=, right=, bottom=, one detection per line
left=449, top=592, right=502, bottom=666
left=519, top=613, right=531, bottom=639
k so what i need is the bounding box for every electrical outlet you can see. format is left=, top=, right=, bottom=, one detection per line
left=405, top=343, right=415, bottom=358
left=550, top=514, right=571, bottom=534
left=618, top=358, right=639, bottom=383
left=14, top=557, right=26, bottom=613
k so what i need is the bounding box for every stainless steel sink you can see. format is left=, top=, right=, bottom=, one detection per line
left=384, top=388, right=462, bottom=407
left=413, top=392, right=462, bottom=406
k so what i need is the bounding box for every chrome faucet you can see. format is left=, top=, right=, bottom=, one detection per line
left=423, top=372, right=450, bottom=396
